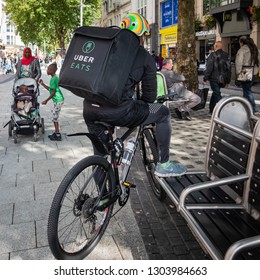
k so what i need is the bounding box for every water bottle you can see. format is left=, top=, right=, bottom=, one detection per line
left=122, top=138, right=135, bottom=165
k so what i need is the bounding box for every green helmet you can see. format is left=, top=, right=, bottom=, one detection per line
left=121, top=13, right=150, bottom=36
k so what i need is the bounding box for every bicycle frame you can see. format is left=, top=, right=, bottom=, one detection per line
left=108, top=125, right=141, bottom=205
left=68, top=92, right=174, bottom=209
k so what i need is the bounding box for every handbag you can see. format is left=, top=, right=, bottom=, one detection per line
left=237, top=66, right=254, bottom=82
left=192, top=87, right=209, bottom=111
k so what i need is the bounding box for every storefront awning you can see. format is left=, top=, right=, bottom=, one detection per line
left=160, top=26, right=178, bottom=45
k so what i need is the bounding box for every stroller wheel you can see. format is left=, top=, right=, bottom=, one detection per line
left=41, top=118, right=45, bottom=134
left=13, top=131, right=18, bottom=144
left=8, top=122, right=13, bottom=138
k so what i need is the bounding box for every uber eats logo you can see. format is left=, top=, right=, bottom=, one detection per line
left=82, top=41, right=95, bottom=53
left=70, top=41, right=95, bottom=72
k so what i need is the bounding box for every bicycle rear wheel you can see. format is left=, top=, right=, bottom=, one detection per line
left=141, top=128, right=167, bottom=201
left=47, top=155, right=116, bottom=260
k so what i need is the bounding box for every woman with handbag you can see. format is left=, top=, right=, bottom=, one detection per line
left=235, top=36, right=260, bottom=114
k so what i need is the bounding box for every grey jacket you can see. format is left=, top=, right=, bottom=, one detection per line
left=160, top=68, right=185, bottom=89
left=161, top=68, right=191, bottom=98
left=235, top=45, right=260, bottom=75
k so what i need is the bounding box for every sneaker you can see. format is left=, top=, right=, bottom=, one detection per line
left=255, top=112, right=260, bottom=117
left=48, top=132, right=56, bottom=138
left=154, top=161, right=187, bottom=177
left=182, top=111, right=192, bottom=121
left=49, top=133, right=62, bottom=141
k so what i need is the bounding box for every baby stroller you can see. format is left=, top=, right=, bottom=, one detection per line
left=7, top=77, right=45, bottom=143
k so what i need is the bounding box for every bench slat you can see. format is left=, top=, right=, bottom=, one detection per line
left=209, top=160, right=244, bottom=197
left=168, top=176, right=209, bottom=203
left=190, top=209, right=260, bottom=259
left=213, top=125, right=251, bottom=153
left=211, top=137, right=248, bottom=168
left=185, top=174, right=234, bottom=203
left=190, top=209, right=232, bottom=256
left=165, top=173, right=235, bottom=204
left=209, top=150, right=245, bottom=175
left=205, top=209, right=254, bottom=259
left=255, top=147, right=260, bottom=163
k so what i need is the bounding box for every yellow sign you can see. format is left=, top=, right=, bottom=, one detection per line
left=160, top=26, right=178, bottom=44
left=161, top=45, right=167, bottom=58
left=223, top=11, right=232, bottom=21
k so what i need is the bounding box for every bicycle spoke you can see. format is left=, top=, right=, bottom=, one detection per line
left=48, top=155, right=115, bottom=259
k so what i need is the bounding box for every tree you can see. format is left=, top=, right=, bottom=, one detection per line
left=177, top=0, right=198, bottom=92
left=5, top=0, right=102, bottom=50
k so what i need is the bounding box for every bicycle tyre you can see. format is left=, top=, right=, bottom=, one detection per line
left=47, top=155, right=116, bottom=260
left=142, top=128, right=167, bottom=201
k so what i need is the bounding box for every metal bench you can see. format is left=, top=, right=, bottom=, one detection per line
left=157, top=96, right=257, bottom=207
left=155, top=96, right=260, bottom=259
left=178, top=117, right=260, bottom=259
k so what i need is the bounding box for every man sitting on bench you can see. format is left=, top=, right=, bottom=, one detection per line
left=161, top=58, right=201, bottom=121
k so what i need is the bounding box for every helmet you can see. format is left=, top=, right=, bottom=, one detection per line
left=121, top=13, right=150, bottom=36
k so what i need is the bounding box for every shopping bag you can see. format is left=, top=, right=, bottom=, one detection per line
left=192, top=87, right=209, bottom=111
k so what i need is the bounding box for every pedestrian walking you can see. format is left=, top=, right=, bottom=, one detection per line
left=202, top=41, right=231, bottom=114
left=39, top=63, right=64, bottom=141
left=235, top=36, right=260, bottom=114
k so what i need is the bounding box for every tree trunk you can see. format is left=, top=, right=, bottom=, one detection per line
left=177, top=0, right=198, bottom=92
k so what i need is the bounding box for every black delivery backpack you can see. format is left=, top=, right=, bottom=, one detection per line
left=59, top=26, right=140, bottom=105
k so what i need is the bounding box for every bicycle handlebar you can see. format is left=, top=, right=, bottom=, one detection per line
left=156, top=92, right=177, bottom=103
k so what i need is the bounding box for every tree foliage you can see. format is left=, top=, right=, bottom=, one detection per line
left=177, top=0, right=198, bottom=92
left=5, top=0, right=102, bottom=50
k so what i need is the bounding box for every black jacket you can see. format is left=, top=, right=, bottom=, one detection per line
left=83, top=46, right=157, bottom=128
left=203, top=49, right=231, bottom=84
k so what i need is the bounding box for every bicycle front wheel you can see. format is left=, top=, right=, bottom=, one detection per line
left=142, top=128, right=167, bottom=201
left=47, top=156, right=116, bottom=260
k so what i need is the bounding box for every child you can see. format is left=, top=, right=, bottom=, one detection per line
left=16, top=84, right=33, bottom=118
left=39, top=63, right=64, bottom=141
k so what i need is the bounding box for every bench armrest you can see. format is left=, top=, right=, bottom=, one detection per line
left=225, top=235, right=260, bottom=260
left=178, top=174, right=249, bottom=211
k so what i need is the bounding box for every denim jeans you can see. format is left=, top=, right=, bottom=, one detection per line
left=241, top=80, right=257, bottom=113
left=209, top=81, right=222, bottom=113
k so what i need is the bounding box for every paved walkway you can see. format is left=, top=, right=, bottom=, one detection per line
left=0, top=72, right=147, bottom=260
left=1, top=72, right=260, bottom=260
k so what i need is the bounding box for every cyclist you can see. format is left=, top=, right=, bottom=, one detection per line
left=83, top=13, right=187, bottom=177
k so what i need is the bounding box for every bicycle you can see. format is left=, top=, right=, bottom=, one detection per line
left=47, top=93, right=174, bottom=260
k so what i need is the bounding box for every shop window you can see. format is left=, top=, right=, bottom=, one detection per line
left=203, top=0, right=210, bottom=15
left=6, top=35, right=10, bottom=45
left=210, top=0, right=239, bottom=9
left=138, top=0, right=147, bottom=18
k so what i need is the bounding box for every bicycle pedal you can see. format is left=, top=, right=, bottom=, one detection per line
left=122, top=181, right=136, bottom=188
